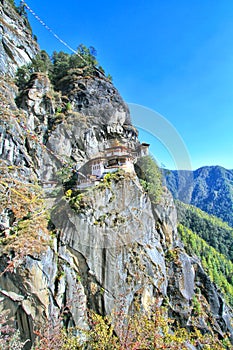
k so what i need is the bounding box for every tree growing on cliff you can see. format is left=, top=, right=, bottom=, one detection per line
left=51, top=44, right=100, bottom=86
left=15, top=44, right=112, bottom=92
left=15, top=50, right=52, bottom=90
left=51, top=51, right=70, bottom=85
left=31, top=50, right=53, bottom=74
left=135, top=155, right=162, bottom=203
left=69, top=44, right=98, bottom=69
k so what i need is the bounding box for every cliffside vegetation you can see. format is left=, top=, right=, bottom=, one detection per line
left=7, top=0, right=24, bottom=14
left=6, top=0, right=32, bottom=33
left=25, top=303, right=232, bottom=349
left=0, top=162, right=49, bottom=270
left=15, top=44, right=112, bottom=92
left=135, top=155, right=162, bottom=204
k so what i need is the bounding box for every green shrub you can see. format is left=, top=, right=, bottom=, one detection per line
left=15, top=65, right=31, bottom=90
left=15, top=51, right=52, bottom=90
left=66, top=102, right=72, bottom=111
left=135, top=155, right=162, bottom=203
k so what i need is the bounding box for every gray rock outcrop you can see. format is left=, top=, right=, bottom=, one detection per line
left=0, top=0, right=39, bottom=77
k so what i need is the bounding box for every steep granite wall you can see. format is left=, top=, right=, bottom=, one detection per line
left=0, top=2, right=233, bottom=348
left=0, top=0, right=38, bottom=76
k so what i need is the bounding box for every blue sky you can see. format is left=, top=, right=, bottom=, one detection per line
left=17, top=0, right=233, bottom=170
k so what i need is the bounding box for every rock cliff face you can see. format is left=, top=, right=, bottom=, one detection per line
left=0, top=2, right=233, bottom=349
left=0, top=0, right=39, bottom=77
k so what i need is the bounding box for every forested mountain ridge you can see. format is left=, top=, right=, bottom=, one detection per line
left=163, top=166, right=233, bottom=227
left=176, top=200, right=233, bottom=261
left=176, top=201, right=233, bottom=306
left=178, top=223, right=233, bottom=308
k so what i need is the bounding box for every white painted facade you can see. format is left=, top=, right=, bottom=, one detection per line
left=140, top=143, right=150, bottom=157
left=91, top=158, right=105, bottom=177
left=77, top=142, right=150, bottom=188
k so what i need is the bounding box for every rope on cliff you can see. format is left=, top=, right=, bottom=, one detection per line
left=21, top=1, right=86, bottom=65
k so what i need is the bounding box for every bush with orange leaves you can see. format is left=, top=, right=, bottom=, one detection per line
left=31, top=302, right=231, bottom=350
left=0, top=163, right=50, bottom=272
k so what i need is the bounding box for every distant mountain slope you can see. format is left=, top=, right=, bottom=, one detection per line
left=176, top=200, right=233, bottom=261
left=176, top=201, right=233, bottom=307
left=163, top=166, right=233, bottom=227
left=178, top=223, right=233, bottom=307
